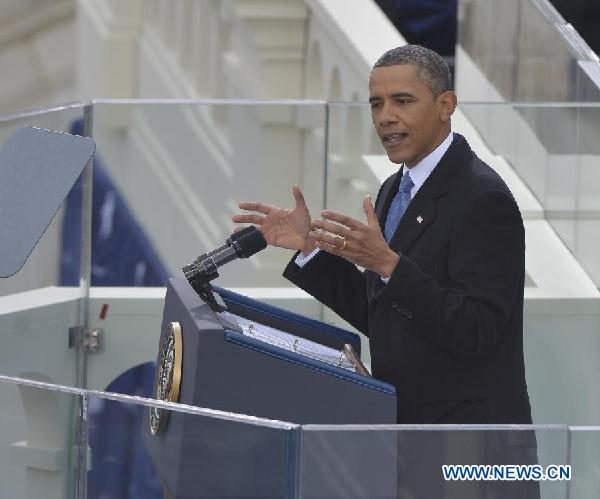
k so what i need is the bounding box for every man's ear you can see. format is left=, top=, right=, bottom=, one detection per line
left=438, top=91, right=457, bottom=122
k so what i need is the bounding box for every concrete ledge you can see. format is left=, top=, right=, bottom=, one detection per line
left=9, top=441, right=63, bottom=472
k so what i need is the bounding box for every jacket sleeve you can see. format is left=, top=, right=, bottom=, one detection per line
left=283, top=252, right=370, bottom=335
left=382, top=189, right=525, bottom=359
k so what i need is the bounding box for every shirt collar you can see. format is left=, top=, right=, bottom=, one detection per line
left=403, top=131, right=454, bottom=196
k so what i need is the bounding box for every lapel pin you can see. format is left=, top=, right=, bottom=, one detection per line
left=417, top=215, right=423, bottom=224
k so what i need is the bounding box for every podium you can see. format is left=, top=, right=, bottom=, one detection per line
left=142, top=277, right=396, bottom=498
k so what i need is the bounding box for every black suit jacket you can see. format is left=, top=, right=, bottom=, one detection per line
left=284, top=134, right=533, bottom=424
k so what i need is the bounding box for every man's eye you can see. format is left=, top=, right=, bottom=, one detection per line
left=370, top=101, right=381, bottom=109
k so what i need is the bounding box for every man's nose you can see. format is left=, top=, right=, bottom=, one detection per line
left=377, top=102, right=398, bottom=127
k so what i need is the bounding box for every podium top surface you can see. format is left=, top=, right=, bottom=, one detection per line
left=0, top=127, right=95, bottom=277
left=168, top=278, right=396, bottom=398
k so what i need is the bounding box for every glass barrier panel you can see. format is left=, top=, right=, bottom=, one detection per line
left=326, top=101, right=600, bottom=428
left=87, top=391, right=298, bottom=499
left=325, top=102, right=381, bottom=220
left=0, top=376, right=83, bottom=499
left=568, top=426, right=600, bottom=499
left=299, top=425, right=570, bottom=499
left=458, top=103, right=600, bottom=291
left=328, top=100, right=600, bottom=291
left=321, top=101, right=380, bottom=365
left=79, top=100, right=328, bottom=396
left=88, top=101, right=326, bottom=289
left=0, top=105, right=87, bottom=389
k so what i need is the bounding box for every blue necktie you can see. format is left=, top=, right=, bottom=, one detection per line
left=384, top=172, right=414, bottom=242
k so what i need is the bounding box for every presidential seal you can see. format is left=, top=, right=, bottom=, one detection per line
left=149, top=321, right=183, bottom=435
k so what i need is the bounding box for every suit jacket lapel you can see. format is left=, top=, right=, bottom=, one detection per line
left=390, top=194, right=436, bottom=253
left=387, top=133, right=473, bottom=253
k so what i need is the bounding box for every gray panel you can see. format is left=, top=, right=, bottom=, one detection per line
left=300, top=429, right=398, bottom=499
left=143, top=411, right=293, bottom=498
left=394, top=429, right=541, bottom=499
left=0, top=127, right=95, bottom=277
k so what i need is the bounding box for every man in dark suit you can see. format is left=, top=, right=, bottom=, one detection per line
left=233, top=45, right=533, bottom=426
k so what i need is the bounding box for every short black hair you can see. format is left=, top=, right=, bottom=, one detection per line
left=373, top=45, right=452, bottom=96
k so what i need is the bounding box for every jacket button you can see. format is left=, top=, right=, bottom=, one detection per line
left=391, top=301, right=399, bottom=310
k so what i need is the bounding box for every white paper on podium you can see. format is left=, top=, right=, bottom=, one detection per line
left=222, top=311, right=356, bottom=372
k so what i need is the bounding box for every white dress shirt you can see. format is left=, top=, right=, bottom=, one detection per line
left=295, top=131, right=454, bottom=279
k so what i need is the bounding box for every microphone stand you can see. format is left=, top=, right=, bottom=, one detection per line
left=185, top=252, right=226, bottom=312
left=182, top=226, right=266, bottom=313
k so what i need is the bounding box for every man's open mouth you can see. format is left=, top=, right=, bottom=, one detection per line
left=382, top=132, right=409, bottom=147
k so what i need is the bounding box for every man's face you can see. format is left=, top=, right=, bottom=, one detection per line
left=369, top=64, right=454, bottom=167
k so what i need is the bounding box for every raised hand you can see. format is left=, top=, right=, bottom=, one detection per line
left=309, top=195, right=400, bottom=277
left=232, top=185, right=316, bottom=255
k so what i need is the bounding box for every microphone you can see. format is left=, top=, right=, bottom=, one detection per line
left=183, top=226, right=267, bottom=286
left=182, top=225, right=257, bottom=275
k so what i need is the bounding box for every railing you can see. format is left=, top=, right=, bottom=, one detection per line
left=1, top=373, right=599, bottom=499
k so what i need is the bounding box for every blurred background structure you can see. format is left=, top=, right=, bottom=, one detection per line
left=0, top=0, right=76, bottom=114
left=1, top=1, right=600, bottom=498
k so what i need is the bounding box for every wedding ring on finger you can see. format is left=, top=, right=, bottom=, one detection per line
left=339, top=236, right=347, bottom=250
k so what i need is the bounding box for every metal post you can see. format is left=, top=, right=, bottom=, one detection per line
left=77, top=104, right=94, bottom=390
left=74, top=393, right=90, bottom=499
left=319, top=102, right=330, bottom=323
left=285, top=426, right=302, bottom=499
left=69, top=103, right=94, bottom=499
left=565, top=426, right=572, bottom=499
